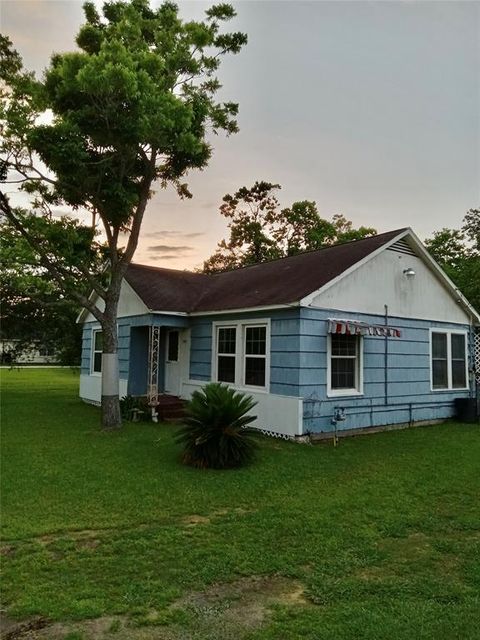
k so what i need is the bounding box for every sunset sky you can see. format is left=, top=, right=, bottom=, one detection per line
left=2, top=0, right=479, bottom=270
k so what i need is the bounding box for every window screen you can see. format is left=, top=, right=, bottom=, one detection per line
left=244, top=326, right=266, bottom=387
left=451, top=333, right=466, bottom=389
left=432, top=332, right=448, bottom=389
left=217, top=327, right=236, bottom=383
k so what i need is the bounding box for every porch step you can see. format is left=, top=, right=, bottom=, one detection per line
left=155, top=395, right=187, bottom=422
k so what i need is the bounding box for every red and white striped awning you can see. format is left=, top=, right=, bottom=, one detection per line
left=328, top=319, right=401, bottom=338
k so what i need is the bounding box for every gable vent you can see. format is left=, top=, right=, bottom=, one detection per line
left=387, top=239, right=416, bottom=257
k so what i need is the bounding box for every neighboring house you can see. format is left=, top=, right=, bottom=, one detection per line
left=78, top=228, right=480, bottom=437
left=0, top=340, right=58, bottom=365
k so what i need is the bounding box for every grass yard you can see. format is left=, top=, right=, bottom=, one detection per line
left=1, top=368, right=480, bottom=639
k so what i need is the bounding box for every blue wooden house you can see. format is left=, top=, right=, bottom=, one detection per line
left=79, top=228, right=480, bottom=437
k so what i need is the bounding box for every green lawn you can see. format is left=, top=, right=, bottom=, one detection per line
left=1, top=368, right=479, bottom=640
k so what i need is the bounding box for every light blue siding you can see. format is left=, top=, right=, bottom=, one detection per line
left=300, top=307, right=472, bottom=434
left=189, top=318, right=212, bottom=381
left=270, top=312, right=300, bottom=395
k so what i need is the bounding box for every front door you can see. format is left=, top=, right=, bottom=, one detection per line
left=164, top=329, right=189, bottom=396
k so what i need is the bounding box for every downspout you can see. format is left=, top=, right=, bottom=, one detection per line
left=384, top=304, right=389, bottom=406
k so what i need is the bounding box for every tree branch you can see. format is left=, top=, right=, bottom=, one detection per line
left=118, top=151, right=157, bottom=273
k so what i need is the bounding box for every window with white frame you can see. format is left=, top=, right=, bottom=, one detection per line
left=431, top=331, right=467, bottom=390
left=214, top=321, right=269, bottom=389
left=92, top=330, right=103, bottom=373
left=328, top=334, right=362, bottom=395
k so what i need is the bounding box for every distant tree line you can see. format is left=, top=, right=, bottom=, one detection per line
left=202, top=181, right=376, bottom=273
left=424, top=209, right=480, bottom=312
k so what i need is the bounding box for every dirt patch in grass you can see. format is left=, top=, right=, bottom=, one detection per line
left=0, top=614, right=50, bottom=640
left=181, top=514, right=211, bottom=527
left=1, top=615, right=153, bottom=640
left=1, top=576, right=309, bottom=640
left=181, top=507, right=257, bottom=528
left=172, top=574, right=309, bottom=637
left=177, top=574, right=307, bottom=608
left=75, top=538, right=100, bottom=551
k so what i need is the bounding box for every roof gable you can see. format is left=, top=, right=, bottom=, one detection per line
left=78, top=279, right=149, bottom=323
left=303, top=228, right=479, bottom=324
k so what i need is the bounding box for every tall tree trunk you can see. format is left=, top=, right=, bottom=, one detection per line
left=97, top=178, right=152, bottom=430
left=101, top=296, right=121, bottom=429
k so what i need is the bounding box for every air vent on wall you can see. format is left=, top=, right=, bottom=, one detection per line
left=387, top=239, right=416, bottom=257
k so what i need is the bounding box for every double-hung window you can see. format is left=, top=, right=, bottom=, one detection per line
left=431, top=331, right=467, bottom=390
left=214, top=321, right=269, bottom=389
left=92, top=330, right=103, bottom=374
left=328, top=334, right=363, bottom=396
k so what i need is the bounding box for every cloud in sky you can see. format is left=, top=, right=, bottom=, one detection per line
left=144, top=231, right=205, bottom=239
left=148, top=245, right=193, bottom=253
left=147, top=244, right=196, bottom=262
left=148, top=254, right=187, bottom=261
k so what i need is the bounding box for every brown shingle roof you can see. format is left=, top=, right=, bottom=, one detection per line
left=125, top=264, right=210, bottom=313
left=126, top=229, right=407, bottom=313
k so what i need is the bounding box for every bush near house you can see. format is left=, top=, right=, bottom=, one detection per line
left=175, top=382, right=259, bottom=469
left=1, top=369, right=480, bottom=640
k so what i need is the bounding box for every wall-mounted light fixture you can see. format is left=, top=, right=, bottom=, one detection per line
left=403, top=267, right=416, bottom=278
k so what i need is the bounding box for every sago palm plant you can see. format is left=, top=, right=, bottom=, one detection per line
left=175, top=383, right=258, bottom=469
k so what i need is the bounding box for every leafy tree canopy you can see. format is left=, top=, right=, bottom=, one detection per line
left=425, top=209, right=480, bottom=312
left=0, top=1, right=247, bottom=427
left=202, top=181, right=376, bottom=272
left=0, top=221, right=85, bottom=364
